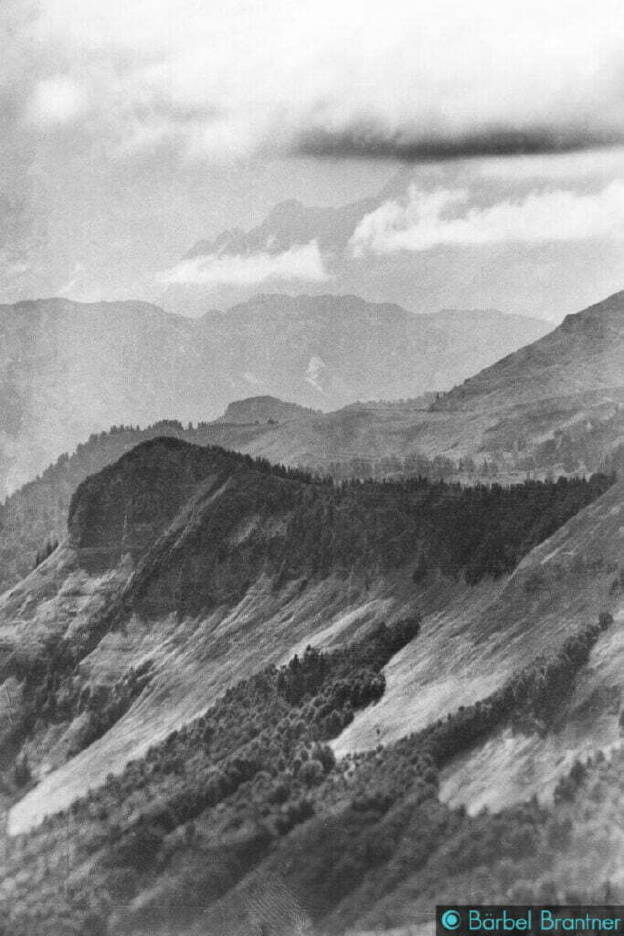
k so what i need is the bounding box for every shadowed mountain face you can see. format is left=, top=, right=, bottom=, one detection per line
left=0, top=436, right=616, bottom=935
left=0, top=294, right=548, bottom=497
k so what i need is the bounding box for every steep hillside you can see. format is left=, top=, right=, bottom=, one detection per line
left=0, top=419, right=279, bottom=595
left=0, top=439, right=615, bottom=935
left=435, top=290, right=624, bottom=412
left=258, top=289, right=624, bottom=480
left=205, top=291, right=624, bottom=481
left=0, top=444, right=603, bottom=775
left=336, top=474, right=624, bottom=763
left=3, top=291, right=624, bottom=599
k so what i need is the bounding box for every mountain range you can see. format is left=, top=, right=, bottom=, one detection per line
left=1, top=288, right=624, bottom=933
left=1, top=288, right=623, bottom=599
left=0, top=295, right=548, bottom=497
left=225, top=290, right=624, bottom=478
left=159, top=165, right=624, bottom=320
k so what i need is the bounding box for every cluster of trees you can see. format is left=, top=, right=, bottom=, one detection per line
left=33, top=536, right=58, bottom=569
left=121, top=465, right=613, bottom=622
left=0, top=616, right=421, bottom=935
left=1, top=403, right=620, bottom=596
left=271, top=473, right=614, bottom=588
left=0, top=608, right=615, bottom=936
left=0, top=646, right=154, bottom=782
left=533, top=408, right=624, bottom=476
left=305, top=405, right=624, bottom=483
left=417, top=613, right=613, bottom=768
left=309, top=453, right=502, bottom=483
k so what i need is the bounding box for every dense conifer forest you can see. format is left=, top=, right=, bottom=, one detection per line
left=0, top=414, right=617, bottom=595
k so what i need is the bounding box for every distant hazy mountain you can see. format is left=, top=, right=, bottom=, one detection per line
left=160, top=166, right=624, bottom=319
left=239, top=290, right=624, bottom=478
left=199, top=295, right=549, bottom=406
left=217, top=396, right=320, bottom=424
left=0, top=298, right=202, bottom=496
left=2, top=290, right=621, bottom=595
left=427, top=307, right=553, bottom=370
left=217, top=291, right=624, bottom=479
left=0, top=294, right=547, bottom=496
left=185, top=196, right=375, bottom=260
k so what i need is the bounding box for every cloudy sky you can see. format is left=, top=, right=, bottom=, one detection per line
left=2, top=0, right=624, bottom=317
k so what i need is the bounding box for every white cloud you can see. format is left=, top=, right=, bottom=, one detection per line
left=26, top=76, right=88, bottom=126
left=157, top=241, right=329, bottom=286
left=26, top=0, right=624, bottom=162
left=476, top=148, right=624, bottom=182
left=350, top=181, right=624, bottom=255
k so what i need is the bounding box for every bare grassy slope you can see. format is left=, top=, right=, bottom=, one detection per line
left=0, top=440, right=422, bottom=834
left=224, top=292, right=624, bottom=472
left=334, top=476, right=624, bottom=813
left=1, top=440, right=606, bottom=838
left=434, top=289, right=624, bottom=412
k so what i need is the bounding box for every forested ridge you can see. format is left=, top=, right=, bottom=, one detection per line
left=0, top=438, right=612, bottom=789
left=0, top=411, right=617, bottom=596
left=112, top=449, right=613, bottom=621
left=0, top=436, right=618, bottom=936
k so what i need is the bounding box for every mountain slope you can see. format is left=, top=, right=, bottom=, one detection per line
left=435, top=290, right=624, bottom=412
left=0, top=419, right=281, bottom=595
left=1, top=442, right=607, bottom=829
left=199, top=291, right=624, bottom=481
left=0, top=440, right=618, bottom=935
left=0, top=294, right=547, bottom=498
left=3, top=284, right=623, bottom=599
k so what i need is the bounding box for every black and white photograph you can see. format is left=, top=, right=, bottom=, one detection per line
left=1, top=1, right=624, bottom=933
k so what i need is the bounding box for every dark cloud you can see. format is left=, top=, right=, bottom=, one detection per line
left=295, top=123, right=624, bottom=163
